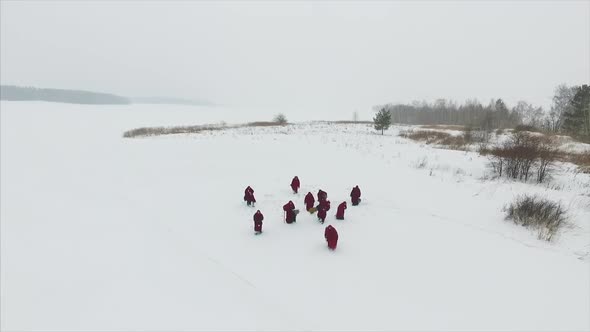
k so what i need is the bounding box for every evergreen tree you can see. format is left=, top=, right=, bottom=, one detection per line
left=373, top=108, right=391, bottom=135
left=562, top=84, right=590, bottom=137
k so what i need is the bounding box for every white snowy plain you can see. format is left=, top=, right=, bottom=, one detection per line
left=1, top=101, right=589, bottom=331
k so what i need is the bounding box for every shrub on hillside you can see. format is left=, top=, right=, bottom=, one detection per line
left=485, top=132, right=558, bottom=183
left=504, top=195, right=567, bottom=241
left=400, top=129, right=469, bottom=150
left=400, top=127, right=491, bottom=150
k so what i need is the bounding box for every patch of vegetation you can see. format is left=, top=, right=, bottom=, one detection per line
left=504, top=195, right=567, bottom=241
left=399, top=129, right=470, bottom=150
left=123, top=120, right=290, bottom=138
left=273, top=113, right=288, bottom=125
left=481, top=132, right=559, bottom=183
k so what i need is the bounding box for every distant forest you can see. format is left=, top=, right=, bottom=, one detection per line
left=375, top=83, right=590, bottom=138
left=1, top=85, right=130, bottom=104
left=0, top=85, right=214, bottom=106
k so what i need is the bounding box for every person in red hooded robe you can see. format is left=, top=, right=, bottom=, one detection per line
left=317, top=200, right=330, bottom=223
left=335, top=201, right=347, bottom=220
left=317, top=189, right=327, bottom=203
left=253, top=210, right=264, bottom=234
left=290, top=176, right=300, bottom=194
left=324, top=225, right=338, bottom=250
left=283, top=200, right=298, bottom=224
left=350, top=185, right=361, bottom=206
left=244, top=186, right=256, bottom=206
left=304, top=192, right=315, bottom=212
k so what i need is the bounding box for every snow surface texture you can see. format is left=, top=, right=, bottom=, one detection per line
left=1, top=101, right=589, bottom=331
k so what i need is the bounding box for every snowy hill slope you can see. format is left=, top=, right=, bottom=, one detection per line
left=1, top=102, right=589, bottom=331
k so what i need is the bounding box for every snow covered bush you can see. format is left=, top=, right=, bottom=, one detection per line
left=504, top=195, right=567, bottom=241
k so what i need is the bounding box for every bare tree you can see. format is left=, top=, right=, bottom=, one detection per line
left=514, top=101, right=545, bottom=128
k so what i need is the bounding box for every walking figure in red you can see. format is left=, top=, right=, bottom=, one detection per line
left=253, top=210, right=264, bottom=234
left=283, top=200, right=299, bottom=224
left=304, top=192, right=315, bottom=212
left=335, top=201, right=347, bottom=220
left=244, top=186, right=256, bottom=206
left=290, top=176, right=300, bottom=194
left=350, top=185, right=361, bottom=206
left=317, top=200, right=330, bottom=223
left=317, top=189, right=327, bottom=203
left=324, top=225, right=338, bottom=250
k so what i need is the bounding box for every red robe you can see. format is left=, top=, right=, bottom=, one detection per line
left=253, top=211, right=264, bottom=232
left=290, top=177, right=300, bottom=193
left=283, top=201, right=296, bottom=224
left=317, top=189, right=327, bottom=203
left=335, top=202, right=347, bottom=220
left=324, top=225, right=338, bottom=250
left=304, top=192, right=315, bottom=211
left=318, top=200, right=331, bottom=212
left=350, top=186, right=361, bottom=206
left=244, top=186, right=256, bottom=204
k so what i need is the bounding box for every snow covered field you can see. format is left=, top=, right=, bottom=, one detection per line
left=1, top=101, right=589, bottom=331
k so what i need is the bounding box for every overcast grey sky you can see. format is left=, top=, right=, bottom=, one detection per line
left=1, top=1, right=588, bottom=110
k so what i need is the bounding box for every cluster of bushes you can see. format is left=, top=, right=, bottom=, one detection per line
left=123, top=115, right=290, bottom=138
left=481, top=132, right=558, bottom=183
left=400, top=129, right=465, bottom=148
left=400, top=127, right=490, bottom=150
left=505, top=195, right=567, bottom=241
left=123, top=124, right=226, bottom=138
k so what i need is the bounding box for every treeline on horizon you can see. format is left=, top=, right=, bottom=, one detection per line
left=0, top=85, right=131, bottom=104
left=376, top=83, right=590, bottom=139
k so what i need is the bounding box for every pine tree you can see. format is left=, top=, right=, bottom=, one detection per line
left=562, top=84, right=590, bottom=137
left=373, top=108, right=391, bottom=135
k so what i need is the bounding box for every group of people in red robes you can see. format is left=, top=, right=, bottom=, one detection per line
left=243, top=177, right=362, bottom=250
left=315, top=189, right=332, bottom=223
